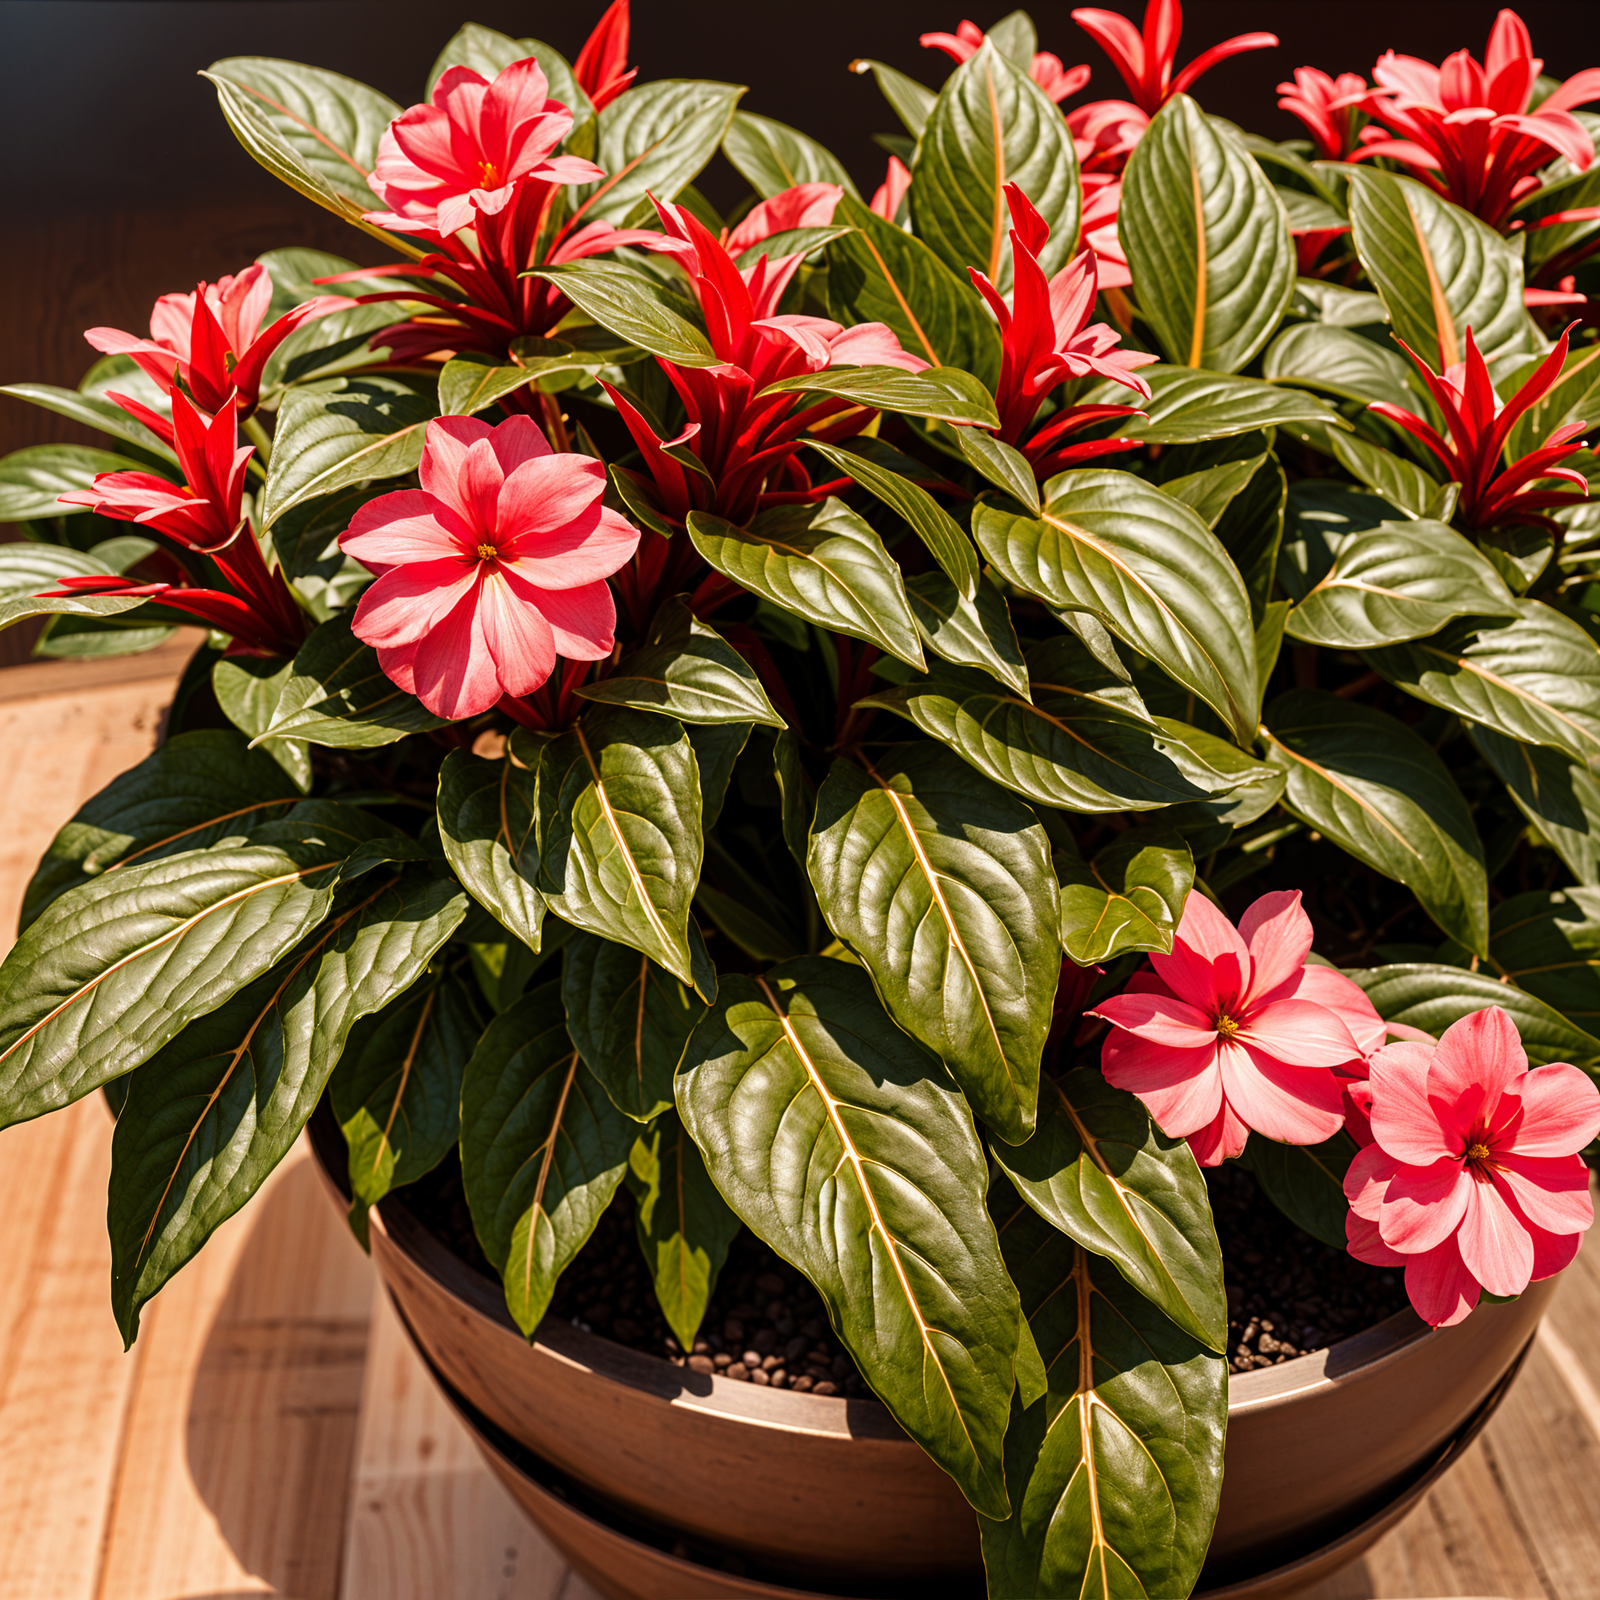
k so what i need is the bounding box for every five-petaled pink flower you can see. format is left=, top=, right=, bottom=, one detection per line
left=1092, top=890, right=1383, bottom=1166
left=1369, top=323, right=1592, bottom=533
left=1277, top=67, right=1370, bottom=160
left=85, top=263, right=349, bottom=420
left=572, top=0, right=636, bottom=111
left=1344, top=1008, right=1600, bottom=1327
left=1356, top=10, right=1600, bottom=228
left=341, top=416, right=639, bottom=719
left=369, top=58, right=604, bottom=238
left=968, top=184, right=1154, bottom=474
left=920, top=18, right=1091, bottom=103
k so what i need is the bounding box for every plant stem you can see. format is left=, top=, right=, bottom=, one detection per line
left=242, top=414, right=274, bottom=470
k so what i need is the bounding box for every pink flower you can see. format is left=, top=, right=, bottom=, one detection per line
left=1278, top=68, right=1369, bottom=161
left=1071, top=0, right=1277, bottom=118
left=340, top=416, right=639, bottom=719
left=724, top=182, right=844, bottom=256
left=369, top=58, right=604, bottom=238
left=572, top=0, right=636, bottom=111
left=920, top=19, right=1091, bottom=104
left=1067, top=97, right=1150, bottom=177
left=1356, top=11, right=1600, bottom=227
left=1078, top=174, right=1131, bottom=289
left=1344, top=1008, right=1600, bottom=1327
left=869, top=155, right=912, bottom=223
left=1091, top=890, right=1380, bottom=1165
left=84, top=263, right=350, bottom=419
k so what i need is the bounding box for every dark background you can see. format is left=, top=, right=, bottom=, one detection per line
left=4, top=0, right=1600, bottom=454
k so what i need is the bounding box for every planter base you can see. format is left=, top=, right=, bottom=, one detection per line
left=395, top=1290, right=1531, bottom=1600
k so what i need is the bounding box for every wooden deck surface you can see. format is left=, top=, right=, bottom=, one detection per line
left=2, top=650, right=1599, bottom=1600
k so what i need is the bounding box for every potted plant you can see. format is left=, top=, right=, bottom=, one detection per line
left=2, top=1, right=1600, bottom=1594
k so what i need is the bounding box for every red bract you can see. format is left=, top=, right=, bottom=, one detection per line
left=967, top=185, right=1152, bottom=474
left=1357, top=10, right=1600, bottom=228
left=572, top=0, right=636, bottom=111
left=1070, top=0, right=1277, bottom=118
left=920, top=18, right=1090, bottom=103
left=341, top=415, right=639, bottom=719
left=869, top=155, right=912, bottom=222
left=1369, top=324, right=1593, bottom=533
left=1344, top=1008, right=1600, bottom=1327
left=1078, top=173, right=1131, bottom=289
left=1277, top=67, right=1369, bottom=160
left=1066, top=97, right=1149, bottom=178
left=84, top=264, right=350, bottom=419
left=605, top=194, right=923, bottom=530
left=1091, top=890, right=1382, bottom=1166
left=52, top=394, right=307, bottom=656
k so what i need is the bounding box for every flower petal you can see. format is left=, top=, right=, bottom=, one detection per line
left=419, top=415, right=496, bottom=528
left=1492, top=1151, right=1595, bottom=1235
left=1185, top=1101, right=1250, bottom=1166
left=1427, top=1006, right=1527, bottom=1134
left=1344, top=1141, right=1399, bottom=1218
left=1239, top=889, right=1314, bottom=1003
left=1217, top=1040, right=1345, bottom=1143
left=1090, top=990, right=1218, bottom=1049
left=1237, top=997, right=1363, bottom=1070
left=474, top=571, right=557, bottom=698
left=350, top=559, right=478, bottom=648
left=1099, top=1032, right=1222, bottom=1137
left=1404, top=1234, right=1480, bottom=1327
left=1283, top=965, right=1388, bottom=1056
left=405, top=587, right=503, bottom=719
left=499, top=574, right=617, bottom=660
left=1376, top=1157, right=1469, bottom=1253
left=1368, top=1040, right=1457, bottom=1165
left=341, top=490, right=469, bottom=567
left=1528, top=1224, right=1583, bottom=1282
left=1455, top=1175, right=1534, bottom=1297
left=1506, top=1061, right=1600, bottom=1155
left=1149, top=890, right=1248, bottom=1012
left=1346, top=1210, right=1408, bottom=1267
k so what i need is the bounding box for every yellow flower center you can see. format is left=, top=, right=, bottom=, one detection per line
left=476, top=543, right=498, bottom=561
left=1466, top=1141, right=1492, bottom=1164
left=1215, top=1013, right=1241, bottom=1037
left=477, top=159, right=503, bottom=188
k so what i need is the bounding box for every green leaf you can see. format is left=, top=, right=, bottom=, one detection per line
left=1482, top=888, right=1600, bottom=1036
left=460, top=982, right=636, bottom=1336
left=538, top=706, right=710, bottom=996
left=1347, top=168, right=1531, bottom=369
left=563, top=931, right=704, bottom=1122
left=1158, top=454, right=1263, bottom=528
left=1119, top=95, right=1295, bottom=372
left=1261, top=322, right=1418, bottom=410
left=571, top=79, right=744, bottom=225
left=992, top=1069, right=1227, bottom=1350
left=108, top=868, right=466, bottom=1339
left=526, top=260, right=718, bottom=366
left=0, top=541, right=144, bottom=632
left=1326, top=428, right=1453, bottom=520
left=1470, top=725, right=1600, bottom=885
left=437, top=352, right=590, bottom=417
left=1504, top=338, right=1600, bottom=461
left=1240, top=1131, right=1359, bottom=1250
left=1215, top=452, right=1288, bottom=626
left=0, top=384, right=177, bottom=465
left=983, top=1180, right=1226, bottom=1598
left=1055, top=827, right=1194, bottom=964
left=1082, top=365, right=1342, bottom=445
left=18, top=730, right=304, bottom=931
left=260, top=375, right=437, bottom=530
left=213, top=657, right=312, bottom=791
left=266, top=483, right=373, bottom=620
left=1260, top=689, right=1489, bottom=954
left=333, top=968, right=484, bottom=1236
left=1278, top=479, right=1399, bottom=601
left=676, top=958, right=1022, bottom=1516
left=763, top=364, right=1000, bottom=429
left=1369, top=600, right=1600, bottom=767
left=849, top=59, right=936, bottom=137
left=1286, top=519, right=1517, bottom=649
left=687, top=499, right=924, bottom=670
left=825, top=193, right=1002, bottom=383
left=1156, top=718, right=1288, bottom=844
left=906, top=570, right=1030, bottom=697
left=575, top=596, right=783, bottom=726
left=910, top=41, right=1080, bottom=297
left=773, top=729, right=815, bottom=870
left=954, top=427, right=1041, bottom=514
left=261, top=302, right=404, bottom=394
left=260, top=613, right=447, bottom=747
left=436, top=749, right=546, bottom=952
left=686, top=721, right=749, bottom=830
left=807, top=437, right=979, bottom=597
left=807, top=744, right=1059, bottom=1144
left=973, top=469, right=1260, bottom=742
left=721, top=111, right=857, bottom=198
left=627, top=1109, right=742, bottom=1350
left=0, top=444, right=156, bottom=523
left=0, top=833, right=349, bottom=1129
left=1349, top=962, right=1600, bottom=1068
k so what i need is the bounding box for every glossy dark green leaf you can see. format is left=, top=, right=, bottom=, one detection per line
left=18, top=730, right=303, bottom=931
left=685, top=721, right=749, bottom=833
left=849, top=59, right=935, bottom=137
left=212, top=656, right=312, bottom=792
left=721, top=110, right=857, bottom=198
left=1241, top=1131, right=1359, bottom=1250
left=526, top=260, right=718, bottom=366
left=677, top=958, right=1022, bottom=1516
left=0, top=445, right=156, bottom=523
left=686, top=499, right=924, bottom=669
left=1278, top=479, right=1399, bottom=601
left=0, top=541, right=147, bottom=633
left=910, top=41, right=1080, bottom=296
left=1482, top=888, right=1600, bottom=1036
left=992, top=1069, right=1227, bottom=1350
left=807, top=744, right=1058, bottom=1144
left=563, top=931, right=704, bottom=1122
left=437, top=749, right=545, bottom=952
left=538, top=706, right=710, bottom=996
left=260, top=613, right=447, bottom=748
left=460, top=982, right=636, bottom=1336
left=825, top=193, right=1002, bottom=384
left=1155, top=718, right=1288, bottom=843
left=954, top=427, right=1040, bottom=514
left=260, top=375, right=436, bottom=529
left=773, top=729, right=814, bottom=870
left=1369, top=600, right=1600, bottom=767
left=973, top=469, right=1260, bottom=741
left=763, top=364, right=999, bottom=429
left=627, top=1109, right=742, bottom=1349
left=1326, top=428, right=1456, bottom=521
left=1054, top=828, right=1194, bottom=964
left=576, top=596, right=783, bottom=726
left=982, top=1179, right=1226, bottom=1598
left=1261, top=690, right=1489, bottom=954
left=333, top=968, right=483, bottom=1238
left=1261, top=322, right=1417, bottom=410
left=807, top=437, right=979, bottom=597
left=1158, top=455, right=1262, bottom=529
left=107, top=868, right=465, bottom=1340
left=0, top=384, right=177, bottom=465
left=1079, top=364, right=1342, bottom=444
left=437, top=351, right=593, bottom=417
left=1120, top=95, right=1294, bottom=372
left=1470, top=725, right=1600, bottom=885
left=1286, top=519, right=1517, bottom=649
left=1349, top=962, right=1600, bottom=1068
left=1215, top=452, right=1288, bottom=626
left=906, top=570, right=1030, bottom=697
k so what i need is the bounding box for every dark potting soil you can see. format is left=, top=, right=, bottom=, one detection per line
left=397, top=1153, right=1411, bottom=1389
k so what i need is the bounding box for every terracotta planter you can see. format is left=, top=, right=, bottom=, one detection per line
left=307, top=1109, right=1553, bottom=1596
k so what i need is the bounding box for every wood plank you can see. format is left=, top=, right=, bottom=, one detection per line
left=341, top=1283, right=605, bottom=1600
